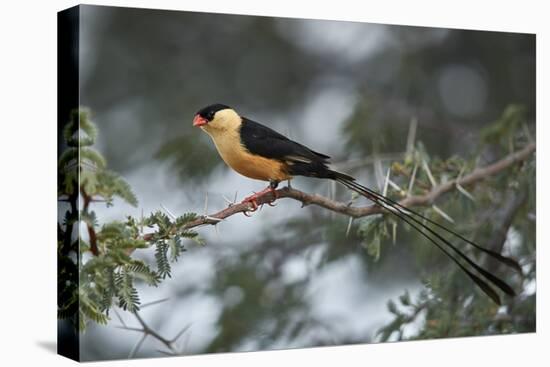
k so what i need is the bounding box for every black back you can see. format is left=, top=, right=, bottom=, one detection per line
left=240, top=117, right=333, bottom=178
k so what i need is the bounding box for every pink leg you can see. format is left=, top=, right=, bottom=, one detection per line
left=241, top=185, right=279, bottom=215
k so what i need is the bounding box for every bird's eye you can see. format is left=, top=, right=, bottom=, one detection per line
left=208, top=112, right=215, bottom=120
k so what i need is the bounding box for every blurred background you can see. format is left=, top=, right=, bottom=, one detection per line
left=77, top=5, right=535, bottom=360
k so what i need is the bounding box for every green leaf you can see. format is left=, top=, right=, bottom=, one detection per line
left=64, top=109, right=80, bottom=147
left=387, top=299, right=399, bottom=315
left=399, top=290, right=411, bottom=306
left=80, top=147, right=107, bottom=169
left=115, top=269, right=140, bottom=312
left=175, top=213, right=198, bottom=227
left=79, top=287, right=110, bottom=326
left=168, top=236, right=186, bottom=262
left=366, top=236, right=381, bottom=261
left=95, top=170, right=139, bottom=207
left=58, top=147, right=79, bottom=170
left=77, top=107, right=98, bottom=145
left=154, top=240, right=171, bottom=279
left=481, top=104, right=526, bottom=146
left=357, top=214, right=384, bottom=238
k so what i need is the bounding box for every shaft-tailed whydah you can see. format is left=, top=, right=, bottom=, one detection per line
left=193, top=103, right=521, bottom=305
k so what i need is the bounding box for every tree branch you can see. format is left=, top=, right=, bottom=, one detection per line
left=148, top=143, right=535, bottom=235
left=484, top=189, right=528, bottom=273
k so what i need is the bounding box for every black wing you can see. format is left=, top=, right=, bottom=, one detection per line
left=240, top=117, right=333, bottom=178
left=240, top=117, right=329, bottom=161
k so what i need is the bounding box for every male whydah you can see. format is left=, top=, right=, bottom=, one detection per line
left=193, top=103, right=521, bottom=305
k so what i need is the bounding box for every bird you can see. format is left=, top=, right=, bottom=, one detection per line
left=192, top=103, right=520, bottom=305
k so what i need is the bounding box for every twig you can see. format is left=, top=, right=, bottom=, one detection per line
left=133, top=311, right=175, bottom=353
left=141, top=143, right=534, bottom=236
left=140, top=298, right=170, bottom=308
left=485, top=190, right=528, bottom=273
left=81, top=188, right=99, bottom=256
left=115, top=299, right=191, bottom=358
left=129, top=334, right=147, bottom=359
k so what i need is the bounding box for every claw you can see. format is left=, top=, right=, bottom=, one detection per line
left=240, top=183, right=279, bottom=215
left=242, top=197, right=259, bottom=217
left=265, top=189, right=278, bottom=206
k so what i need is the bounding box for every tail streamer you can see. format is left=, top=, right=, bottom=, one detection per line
left=331, top=172, right=519, bottom=305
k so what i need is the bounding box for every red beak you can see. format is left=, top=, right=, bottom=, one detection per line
left=193, top=114, right=208, bottom=127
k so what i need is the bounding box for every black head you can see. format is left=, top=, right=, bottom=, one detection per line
left=196, top=103, right=231, bottom=121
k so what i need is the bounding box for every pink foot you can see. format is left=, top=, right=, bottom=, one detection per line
left=241, top=186, right=278, bottom=215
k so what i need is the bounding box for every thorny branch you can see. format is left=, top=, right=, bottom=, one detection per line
left=128, top=142, right=534, bottom=355
left=115, top=299, right=191, bottom=358
left=144, top=142, right=535, bottom=237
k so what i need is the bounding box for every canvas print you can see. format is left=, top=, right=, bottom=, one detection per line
left=57, top=4, right=536, bottom=362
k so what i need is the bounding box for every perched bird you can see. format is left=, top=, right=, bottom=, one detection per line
left=193, top=103, right=520, bottom=304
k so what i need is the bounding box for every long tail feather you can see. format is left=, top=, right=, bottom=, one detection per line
left=350, top=177, right=521, bottom=272
left=331, top=172, right=517, bottom=304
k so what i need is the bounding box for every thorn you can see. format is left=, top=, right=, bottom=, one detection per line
left=160, top=204, right=177, bottom=220
left=432, top=205, right=455, bottom=223
left=141, top=297, right=170, bottom=308
left=140, top=208, right=144, bottom=236
left=457, top=165, right=466, bottom=179
left=406, top=117, right=418, bottom=155
left=222, top=195, right=232, bottom=204
left=387, top=178, right=402, bottom=193
left=455, top=166, right=476, bottom=202
left=374, top=156, right=384, bottom=191
left=345, top=217, right=354, bottom=238
left=114, top=326, right=144, bottom=332
left=383, top=167, right=390, bottom=196
left=170, top=324, right=192, bottom=343
left=203, top=192, right=208, bottom=215
left=129, top=334, right=147, bottom=359
left=422, top=159, right=437, bottom=188
left=407, top=162, right=418, bottom=196
left=522, top=123, right=534, bottom=144
left=204, top=216, right=223, bottom=223
left=456, top=182, right=476, bottom=202
left=113, top=308, right=127, bottom=327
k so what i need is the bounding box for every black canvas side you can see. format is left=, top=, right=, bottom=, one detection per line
left=57, top=5, right=80, bottom=362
